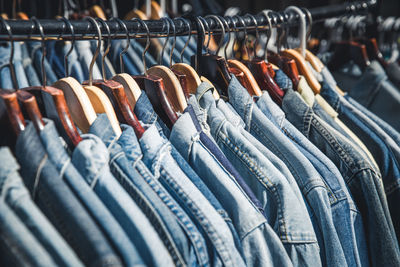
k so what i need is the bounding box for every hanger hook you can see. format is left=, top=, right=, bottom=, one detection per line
left=259, top=10, right=273, bottom=60
left=205, top=15, right=225, bottom=56
left=166, top=17, right=176, bottom=67
left=218, top=16, right=231, bottom=60
left=85, top=16, right=102, bottom=86
left=175, top=17, right=192, bottom=63
left=111, top=17, right=130, bottom=74
left=131, top=18, right=150, bottom=75
left=160, top=17, right=170, bottom=65
left=57, top=17, right=75, bottom=77
left=226, top=16, right=237, bottom=59
left=0, top=17, right=18, bottom=89
left=245, top=14, right=259, bottom=59
left=197, top=16, right=211, bottom=54
left=234, top=15, right=249, bottom=60
left=301, top=7, right=313, bottom=42
left=31, top=17, right=47, bottom=87
left=285, top=6, right=306, bottom=57
left=95, top=18, right=111, bottom=80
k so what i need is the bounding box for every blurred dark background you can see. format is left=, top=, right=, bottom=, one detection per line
left=1, top=0, right=398, bottom=18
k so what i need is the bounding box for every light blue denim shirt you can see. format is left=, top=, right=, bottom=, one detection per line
left=75, top=40, right=102, bottom=80
left=171, top=110, right=294, bottom=267
left=139, top=124, right=247, bottom=267
left=0, top=147, right=83, bottom=267
left=196, top=79, right=321, bottom=267
left=256, top=89, right=368, bottom=267
left=0, top=199, right=56, bottom=267
left=38, top=119, right=144, bottom=267
left=72, top=130, right=173, bottom=267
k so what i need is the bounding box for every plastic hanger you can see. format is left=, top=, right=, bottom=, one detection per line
left=19, top=17, right=82, bottom=147
left=281, top=6, right=321, bottom=93
left=90, top=18, right=145, bottom=138
left=129, top=17, right=178, bottom=129
left=52, top=18, right=97, bottom=134
left=148, top=17, right=187, bottom=113
left=171, top=17, right=202, bottom=96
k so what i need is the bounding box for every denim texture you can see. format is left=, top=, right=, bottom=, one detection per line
left=187, top=95, right=265, bottom=214
left=21, top=42, right=41, bottom=86
left=118, top=124, right=210, bottom=267
left=39, top=120, right=144, bottom=267
left=171, top=109, right=294, bottom=267
left=256, top=90, right=369, bottom=267
left=133, top=91, right=243, bottom=250
left=15, top=122, right=123, bottom=267
left=75, top=40, right=102, bottom=80
left=320, top=83, right=400, bottom=249
left=283, top=88, right=400, bottom=266
left=0, top=146, right=83, bottom=267
left=90, top=40, right=116, bottom=79
left=27, top=41, right=58, bottom=85
left=0, top=42, right=29, bottom=89
left=332, top=60, right=400, bottom=131
left=138, top=124, right=246, bottom=267
left=73, top=128, right=174, bottom=267
left=130, top=39, right=157, bottom=69
left=0, top=200, right=56, bottom=267
left=385, top=61, right=400, bottom=89
left=197, top=78, right=322, bottom=267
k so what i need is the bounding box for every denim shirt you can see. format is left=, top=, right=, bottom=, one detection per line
left=0, top=147, right=83, bottom=267
left=139, top=124, right=247, bottom=267
left=332, top=60, right=400, bottom=131
left=283, top=88, right=400, bottom=267
left=171, top=108, right=294, bottom=267
left=134, top=91, right=244, bottom=250
left=0, top=41, right=29, bottom=89
left=38, top=119, right=144, bottom=267
left=73, top=127, right=174, bottom=267
left=320, top=82, right=400, bottom=249
left=75, top=40, right=102, bottom=80
left=256, top=89, right=369, bottom=267
left=0, top=199, right=56, bottom=267
left=197, top=79, right=321, bottom=267
left=21, top=42, right=41, bottom=86
left=118, top=124, right=210, bottom=267
left=15, top=122, right=123, bottom=267
left=27, top=41, right=58, bottom=85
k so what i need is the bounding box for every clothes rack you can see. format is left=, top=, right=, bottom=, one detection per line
left=0, top=0, right=377, bottom=41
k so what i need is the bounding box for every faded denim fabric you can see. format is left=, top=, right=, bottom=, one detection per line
left=118, top=124, right=210, bottom=267
left=0, top=42, right=29, bottom=89
left=139, top=124, right=247, bottom=267
left=332, top=60, right=400, bottom=131
left=0, top=147, right=83, bottom=267
left=256, top=89, right=369, bottom=267
left=385, top=61, right=400, bottom=89
left=39, top=120, right=144, bottom=267
left=130, top=39, right=157, bottom=69
left=110, top=40, right=140, bottom=75
left=283, top=88, right=400, bottom=267
left=171, top=108, right=294, bottom=267
left=187, top=95, right=265, bottom=214
left=27, top=41, right=58, bottom=85
left=133, top=91, right=244, bottom=251
left=0, top=200, right=56, bottom=267
left=320, top=82, right=400, bottom=249
left=75, top=40, right=102, bottom=80
left=197, top=79, right=321, bottom=267
left=72, top=129, right=174, bottom=267
left=15, top=122, right=123, bottom=267
left=21, top=42, right=41, bottom=86
left=90, top=40, right=116, bottom=79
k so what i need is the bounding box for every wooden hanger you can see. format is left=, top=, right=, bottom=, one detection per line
left=0, top=89, right=25, bottom=139
left=89, top=18, right=145, bottom=138
left=295, top=48, right=324, bottom=72
left=172, top=63, right=201, bottom=95
left=328, top=41, right=370, bottom=73
left=141, top=0, right=163, bottom=20
left=129, top=17, right=178, bottom=128
left=16, top=90, right=45, bottom=132
left=355, top=38, right=387, bottom=67
left=228, top=59, right=262, bottom=96
left=200, top=76, right=220, bottom=100
left=268, top=52, right=300, bottom=89
left=89, top=5, right=107, bottom=19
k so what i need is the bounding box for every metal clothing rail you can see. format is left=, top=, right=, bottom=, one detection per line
left=0, top=0, right=377, bottom=41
